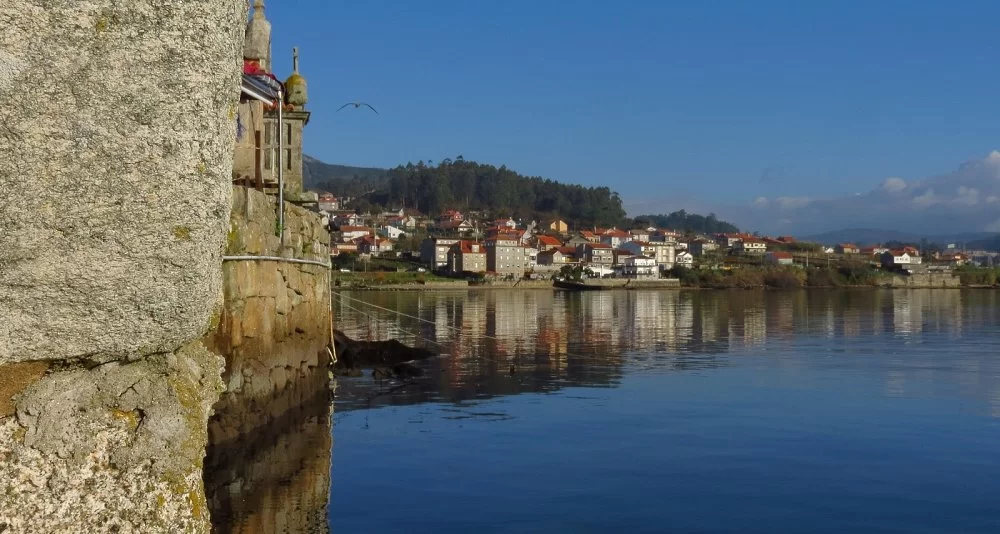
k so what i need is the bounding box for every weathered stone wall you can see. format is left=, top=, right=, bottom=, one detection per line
left=888, top=273, right=961, bottom=288
left=204, top=186, right=331, bottom=441
left=0, top=1, right=246, bottom=531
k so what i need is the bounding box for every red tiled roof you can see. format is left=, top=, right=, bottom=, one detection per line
left=339, top=226, right=371, bottom=233
left=536, top=235, right=561, bottom=246
left=769, top=251, right=793, bottom=259
left=457, top=240, right=485, bottom=254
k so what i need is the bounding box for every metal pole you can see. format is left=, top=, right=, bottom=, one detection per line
left=277, top=88, right=285, bottom=249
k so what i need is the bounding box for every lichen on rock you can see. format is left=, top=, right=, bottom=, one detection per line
left=0, top=342, right=225, bottom=532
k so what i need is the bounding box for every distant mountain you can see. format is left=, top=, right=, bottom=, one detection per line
left=303, top=155, right=387, bottom=193
left=803, top=228, right=1000, bottom=250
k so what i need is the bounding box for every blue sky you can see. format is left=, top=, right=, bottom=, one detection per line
left=266, top=1, right=999, bottom=230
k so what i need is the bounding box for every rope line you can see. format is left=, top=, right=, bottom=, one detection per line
left=331, top=290, right=617, bottom=366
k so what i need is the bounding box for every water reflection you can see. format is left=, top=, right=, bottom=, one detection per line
left=334, top=289, right=1000, bottom=413
left=205, top=348, right=333, bottom=533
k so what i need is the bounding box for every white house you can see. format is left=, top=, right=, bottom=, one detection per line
left=318, top=193, right=339, bottom=212
left=600, top=229, right=630, bottom=249
left=379, top=225, right=407, bottom=239
left=881, top=251, right=922, bottom=268
left=736, top=239, right=767, bottom=255
left=387, top=215, right=417, bottom=230
left=622, top=256, right=657, bottom=277
left=339, top=226, right=372, bottom=241
left=333, top=213, right=362, bottom=227
left=675, top=251, right=694, bottom=266
left=357, top=236, right=393, bottom=256
left=620, top=241, right=675, bottom=269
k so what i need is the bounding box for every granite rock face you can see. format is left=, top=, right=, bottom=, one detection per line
left=0, top=0, right=246, bottom=365
left=0, top=0, right=247, bottom=531
left=0, top=343, right=225, bottom=532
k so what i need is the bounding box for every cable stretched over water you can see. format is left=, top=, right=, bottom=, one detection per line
left=332, top=291, right=507, bottom=342
left=331, top=290, right=621, bottom=366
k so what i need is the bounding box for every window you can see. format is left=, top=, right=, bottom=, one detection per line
left=285, top=123, right=292, bottom=145
left=285, top=149, right=292, bottom=170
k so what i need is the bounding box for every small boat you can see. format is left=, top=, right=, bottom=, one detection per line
left=553, top=278, right=608, bottom=290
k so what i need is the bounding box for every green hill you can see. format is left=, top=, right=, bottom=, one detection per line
left=303, top=155, right=386, bottom=195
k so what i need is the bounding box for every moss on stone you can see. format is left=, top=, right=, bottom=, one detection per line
left=110, top=409, right=140, bottom=431
left=173, top=226, right=192, bottom=240
left=226, top=226, right=239, bottom=253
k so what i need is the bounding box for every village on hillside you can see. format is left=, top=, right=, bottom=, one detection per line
left=314, top=193, right=998, bottom=283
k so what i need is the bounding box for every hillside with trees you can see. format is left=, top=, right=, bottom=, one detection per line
left=362, top=157, right=626, bottom=228
left=303, top=155, right=387, bottom=195
left=307, top=155, right=741, bottom=232
left=632, top=211, right=739, bottom=234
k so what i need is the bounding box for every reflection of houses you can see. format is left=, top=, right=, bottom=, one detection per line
left=448, top=241, right=487, bottom=274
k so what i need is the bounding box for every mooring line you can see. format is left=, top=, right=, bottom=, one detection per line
left=331, top=290, right=618, bottom=366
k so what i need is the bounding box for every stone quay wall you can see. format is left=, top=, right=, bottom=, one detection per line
left=0, top=1, right=246, bottom=532
left=889, top=272, right=962, bottom=288
left=204, top=186, right=332, bottom=444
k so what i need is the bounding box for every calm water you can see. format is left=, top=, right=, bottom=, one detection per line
left=328, top=289, right=1000, bottom=533
left=204, top=289, right=1000, bottom=532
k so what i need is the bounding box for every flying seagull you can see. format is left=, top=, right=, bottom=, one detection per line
left=337, top=102, right=379, bottom=114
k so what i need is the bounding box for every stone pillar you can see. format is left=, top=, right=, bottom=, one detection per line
left=0, top=1, right=246, bottom=531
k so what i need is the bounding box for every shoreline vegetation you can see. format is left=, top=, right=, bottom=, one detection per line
left=332, top=265, right=1000, bottom=291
